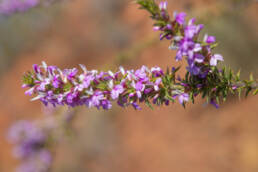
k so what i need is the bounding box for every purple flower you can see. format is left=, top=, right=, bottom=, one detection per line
left=135, top=82, right=144, bottom=91
left=232, top=85, right=238, bottom=90
left=101, top=100, right=112, bottom=110
left=175, top=39, right=190, bottom=61
left=66, top=92, right=79, bottom=104
left=25, top=88, right=34, bottom=96
left=33, top=64, right=40, bottom=74
left=135, top=68, right=148, bottom=81
left=210, top=99, right=219, bottom=109
left=204, top=34, right=216, bottom=44
left=151, top=67, right=164, bottom=77
left=144, top=88, right=153, bottom=94
left=0, top=0, right=39, bottom=15
left=82, top=75, right=95, bottom=88
left=154, top=78, right=162, bottom=91
left=199, top=70, right=209, bottom=78
left=165, top=100, right=170, bottom=106
left=178, top=93, right=189, bottom=105
left=181, top=83, right=189, bottom=87
left=8, top=120, right=49, bottom=168
left=90, top=91, right=104, bottom=107
left=188, top=65, right=200, bottom=75
left=47, top=66, right=57, bottom=76
left=65, top=68, right=78, bottom=80
left=38, top=149, right=52, bottom=166
left=133, top=81, right=145, bottom=98
left=159, top=1, right=167, bottom=10
left=185, top=26, right=196, bottom=39
left=111, top=84, right=124, bottom=100
left=17, top=160, right=39, bottom=172
left=52, top=75, right=62, bottom=88
left=117, top=97, right=128, bottom=107
left=186, top=59, right=201, bottom=75
left=175, top=49, right=183, bottom=61
left=8, top=121, right=45, bottom=145
left=165, top=34, right=173, bottom=40
left=194, top=54, right=205, bottom=63
left=153, top=26, right=161, bottom=31
left=166, top=24, right=172, bottom=30
left=132, top=102, right=141, bottom=110
left=16, top=150, right=52, bottom=172
left=210, top=54, right=223, bottom=66
left=174, top=12, right=186, bottom=25
left=192, top=43, right=202, bottom=53
left=185, top=19, right=204, bottom=39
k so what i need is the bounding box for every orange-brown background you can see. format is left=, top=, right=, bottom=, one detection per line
left=0, top=0, right=258, bottom=171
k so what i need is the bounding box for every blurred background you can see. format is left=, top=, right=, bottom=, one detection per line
left=0, top=0, right=258, bottom=171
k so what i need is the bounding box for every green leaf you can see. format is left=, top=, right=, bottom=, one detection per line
left=22, top=72, right=35, bottom=86
left=245, top=87, right=252, bottom=97
left=236, top=70, right=241, bottom=81
left=216, top=96, right=220, bottom=104
left=228, top=69, right=232, bottom=81
left=96, top=83, right=107, bottom=90
left=238, top=88, right=242, bottom=100
left=172, top=66, right=181, bottom=73
left=210, top=42, right=219, bottom=49
left=166, top=96, right=175, bottom=102
left=202, top=89, right=207, bottom=99
left=190, top=92, right=194, bottom=104
left=253, top=89, right=258, bottom=95
left=166, top=67, right=169, bottom=75
left=185, top=71, right=189, bottom=82
left=250, top=73, right=254, bottom=81
left=162, top=77, right=167, bottom=85
left=145, top=100, right=154, bottom=109
left=63, top=82, right=73, bottom=92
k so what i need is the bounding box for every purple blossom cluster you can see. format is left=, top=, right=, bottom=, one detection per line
left=8, top=121, right=52, bottom=172
left=0, top=0, right=39, bottom=15
left=23, top=62, right=188, bottom=109
left=0, top=0, right=64, bottom=15
left=155, top=1, right=224, bottom=77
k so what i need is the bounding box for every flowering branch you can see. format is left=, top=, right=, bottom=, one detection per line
left=22, top=0, right=258, bottom=109
left=23, top=62, right=184, bottom=109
